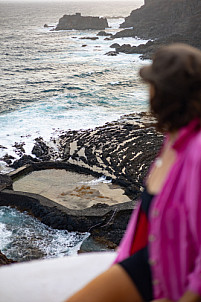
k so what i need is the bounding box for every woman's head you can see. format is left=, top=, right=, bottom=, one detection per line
left=140, top=43, right=201, bottom=132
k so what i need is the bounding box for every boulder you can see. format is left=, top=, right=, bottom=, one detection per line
left=55, top=13, right=108, bottom=31
left=110, top=43, right=120, bottom=49
left=105, top=51, right=118, bottom=56
left=97, top=31, right=111, bottom=36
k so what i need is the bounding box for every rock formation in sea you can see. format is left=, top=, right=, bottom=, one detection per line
left=111, top=0, right=201, bottom=59
left=55, top=13, right=108, bottom=31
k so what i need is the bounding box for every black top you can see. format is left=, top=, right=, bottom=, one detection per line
left=118, top=186, right=155, bottom=302
left=141, top=185, right=155, bottom=215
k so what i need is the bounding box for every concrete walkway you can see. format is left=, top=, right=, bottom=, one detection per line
left=0, top=252, right=116, bottom=302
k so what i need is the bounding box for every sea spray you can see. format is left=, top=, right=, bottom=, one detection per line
left=0, top=206, right=89, bottom=262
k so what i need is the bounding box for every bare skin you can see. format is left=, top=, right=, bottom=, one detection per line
left=65, top=264, right=143, bottom=302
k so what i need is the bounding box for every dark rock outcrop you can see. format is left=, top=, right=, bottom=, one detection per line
left=44, top=24, right=54, bottom=28
left=105, top=51, right=118, bottom=56
left=97, top=31, right=111, bottom=37
left=0, top=174, right=13, bottom=191
left=112, top=34, right=191, bottom=60
left=55, top=13, right=108, bottom=31
left=25, top=112, right=163, bottom=200
left=11, top=155, right=39, bottom=170
left=7, top=113, right=163, bottom=247
left=111, top=0, right=201, bottom=58
left=80, top=36, right=99, bottom=40
left=0, top=250, right=15, bottom=266
left=119, top=0, right=201, bottom=45
left=0, top=187, right=134, bottom=246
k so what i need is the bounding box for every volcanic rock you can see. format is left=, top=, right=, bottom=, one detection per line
left=105, top=51, right=118, bottom=56
left=0, top=251, right=15, bottom=266
left=55, top=13, right=108, bottom=31
left=0, top=174, right=13, bottom=191
left=80, top=36, right=99, bottom=40
left=111, top=0, right=201, bottom=58
left=110, top=43, right=120, bottom=49
left=120, top=0, right=201, bottom=43
left=97, top=31, right=111, bottom=36
left=113, top=34, right=191, bottom=60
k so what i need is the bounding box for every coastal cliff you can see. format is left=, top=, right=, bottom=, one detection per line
left=112, top=0, right=201, bottom=59
left=55, top=13, right=108, bottom=30
left=119, top=0, right=201, bottom=45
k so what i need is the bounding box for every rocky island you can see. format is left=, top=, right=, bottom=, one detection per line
left=55, top=12, right=108, bottom=31
left=111, top=0, right=201, bottom=59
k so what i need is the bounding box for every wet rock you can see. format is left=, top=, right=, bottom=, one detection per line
left=105, top=51, right=118, bottom=56
left=12, top=142, right=25, bottom=156
left=79, top=236, right=116, bottom=253
left=80, top=36, right=99, bottom=40
left=0, top=189, right=135, bottom=246
left=104, top=37, right=113, bottom=41
left=0, top=174, right=13, bottom=191
left=0, top=145, right=7, bottom=150
left=110, top=43, right=120, bottom=49
left=113, top=34, right=192, bottom=60
left=1, top=154, right=15, bottom=165
left=44, top=24, right=54, bottom=28
left=115, top=44, right=133, bottom=54
left=32, top=138, right=50, bottom=160
left=11, top=155, right=39, bottom=169
left=97, top=31, right=111, bottom=36
left=0, top=250, right=16, bottom=266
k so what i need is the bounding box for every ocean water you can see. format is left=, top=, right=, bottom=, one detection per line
left=0, top=0, right=149, bottom=172
left=0, top=206, right=89, bottom=261
left=0, top=0, right=148, bottom=261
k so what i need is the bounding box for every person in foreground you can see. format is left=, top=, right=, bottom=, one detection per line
left=65, top=43, right=201, bottom=302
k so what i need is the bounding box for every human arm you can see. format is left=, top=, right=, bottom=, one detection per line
left=64, top=264, right=143, bottom=302
left=185, top=149, right=201, bottom=297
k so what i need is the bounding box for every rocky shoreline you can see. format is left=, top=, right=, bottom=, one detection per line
left=0, top=113, right=163, bottom=264
left=109, top=0, right=201, bottom=59
left=43, top=1, right=201, bottom=61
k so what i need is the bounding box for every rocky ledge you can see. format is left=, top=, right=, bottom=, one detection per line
left=12, top=112, right=163, bottom=200
left=109, top=34, right=191, bottom=60
left=55, top=13, right=108, bottom=31
left=0, top=113, right=163, bottom=259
